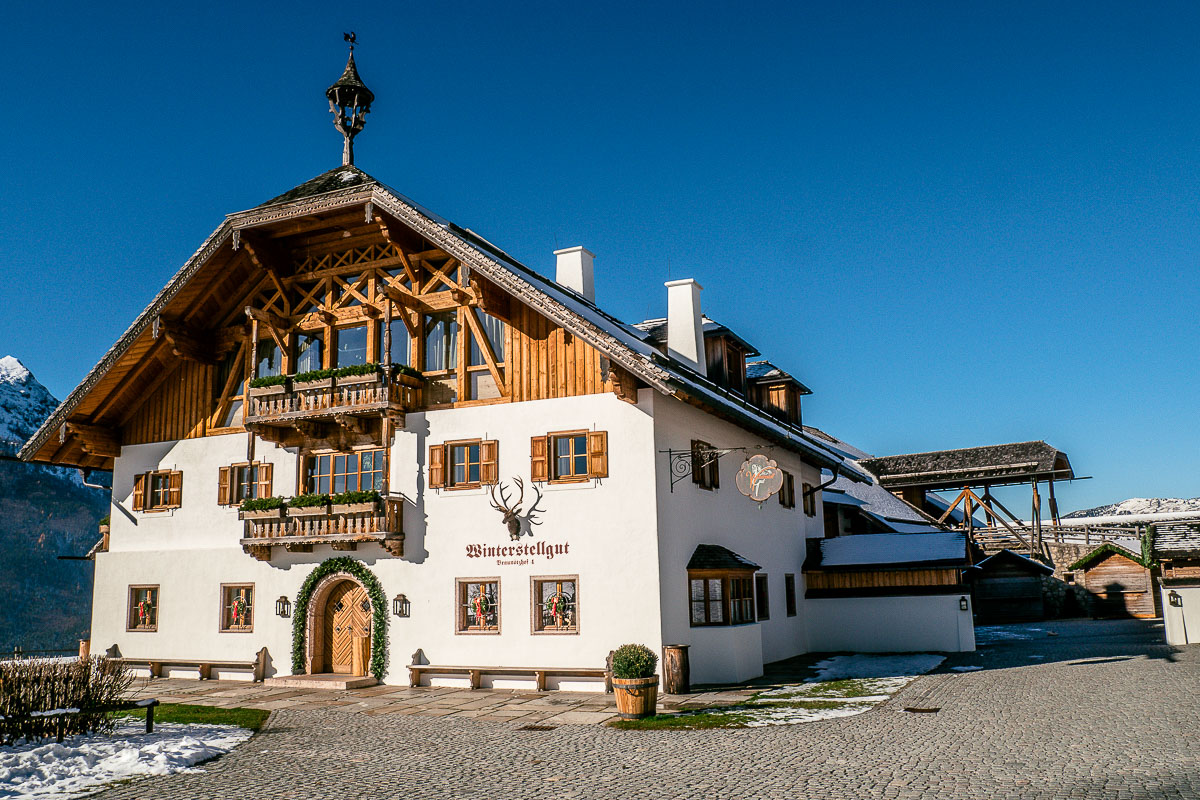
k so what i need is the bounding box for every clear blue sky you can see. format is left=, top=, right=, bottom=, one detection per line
left=2, top=1, right=1197, bottom=513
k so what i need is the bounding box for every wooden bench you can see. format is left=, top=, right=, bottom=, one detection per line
left=408, top=664, right=611, bottom=692
left=107, top=646, right=269, bottom=682
left=5, top=698, right=160, bottom=744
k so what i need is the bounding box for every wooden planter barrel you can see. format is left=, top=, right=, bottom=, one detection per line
left=612, top=676, right=659, bottom=719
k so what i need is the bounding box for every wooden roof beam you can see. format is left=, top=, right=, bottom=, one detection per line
left=245, top=306, right=292, bottom=332
left=383, top=283, right=434, bottom=314
left=62, top=421, right=121, bottom=459
left=153, top=315, right=217, bottom=365
left=240, top=233, right=293, bottom=315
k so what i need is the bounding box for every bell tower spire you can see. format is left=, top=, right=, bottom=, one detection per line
left=326, top=33, right=375, bottom=166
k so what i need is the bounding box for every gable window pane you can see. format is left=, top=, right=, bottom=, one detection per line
left=256, top=339, right=283, bottom=377
left=296, top=333, right=323, bottom=373
left=424, top=313, right=458, bottom=372
left=469, top=311, right=505, bottom=366
left=335, top=325, right=369, bottom=368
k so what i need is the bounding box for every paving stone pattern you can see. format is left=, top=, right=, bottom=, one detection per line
left=99, top=619, right=1199, bottom=799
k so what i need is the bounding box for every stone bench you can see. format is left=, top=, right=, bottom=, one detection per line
left=408, top=663, right=611, bottom=692
left=107, top=646, right=269, bottom=682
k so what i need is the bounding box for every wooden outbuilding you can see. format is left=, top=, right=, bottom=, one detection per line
left=968, top=549, right=1053, bottom=622
left=1069, top=543, right=1159, bottom=619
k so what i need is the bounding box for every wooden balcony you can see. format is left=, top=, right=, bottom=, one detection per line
left=240, top=497, right=405, bottom=561
left=244, top=371, right=422, bottom=447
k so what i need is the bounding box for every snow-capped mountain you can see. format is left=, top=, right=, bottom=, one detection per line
left=0, top=356, right=106, bottom=650
left=0, top=356, right=60, bottom=455
left=1063, top=497, right=1200, bottom=524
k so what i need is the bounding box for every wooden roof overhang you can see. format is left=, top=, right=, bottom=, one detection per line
left=21, top=168, right=870, bottom=483
left=859, top=441, right=1075, bottom=492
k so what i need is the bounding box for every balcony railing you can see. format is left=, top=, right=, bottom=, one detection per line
left=240, top=497, right=405, bottom=561
left=244, top=372, right=423, bottom=425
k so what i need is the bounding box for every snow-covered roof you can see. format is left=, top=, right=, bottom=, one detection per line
left=1152, top=522, right=1200, bottom=557
left=974, top=549, right=1054, bottom=575
left=744, top=360, right=813, bottom=394
left=633, top=316, right=760, bottom=357
left=809, top=531, right=969, bottom=569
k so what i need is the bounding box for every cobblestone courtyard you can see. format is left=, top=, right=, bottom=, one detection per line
left=98, top=619, right=1199, bottom=799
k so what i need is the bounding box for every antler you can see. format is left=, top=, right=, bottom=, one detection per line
left=512, top=476, right=526, bottom=511
left=525, top=482, right=545, bottom=526
left=489, top=481, right=514, bottom=513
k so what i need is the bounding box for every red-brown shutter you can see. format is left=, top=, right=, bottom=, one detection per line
left=530, top=436, right=548, bottom=482
left=256, top=463, right=273, bottom=499
left=429, top=444, right=445, bottom=489
left=690, top=440, right=704, bottom=486
left=167, top=471, right=184, bottom=508
left=587, top=431, right=608, bottom=479
left=480, top=440, right=499, bottom=485
left=132, top=473, right=146, bottom=511
left=217, top=467, right=231, bottom=506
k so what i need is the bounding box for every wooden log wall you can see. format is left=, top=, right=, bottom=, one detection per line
left=1081, top=553, right=1157, bottom=618
left=805, top=568, right=961, bottom=591
left=123, top=361, right=212, bottom=445
left=506, top=304, right=612, bottom=403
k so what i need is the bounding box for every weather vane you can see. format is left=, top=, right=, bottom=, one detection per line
left=344, top=31, right=357, bottom=50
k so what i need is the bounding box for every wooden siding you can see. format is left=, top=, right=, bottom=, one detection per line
left=507, top=303, right=611, bottom=403
left=805, top=568, right=961, bottom=591
left=123, top=361, right=212, bottom=445
left=1081, top=553, right=1157, bottom=619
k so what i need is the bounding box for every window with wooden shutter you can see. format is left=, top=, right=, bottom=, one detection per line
left=803, top=482, right=816, bottom=517
left=217, top=467, right=231, bottom=506
left=480, top=440, right=499, bottom=486
left=131, top=473, right=147, bottom=511
left=530, top=435, right=548, bottom=482
left=691, top=440, right=719, bottom=490
left=778, top=471, right=796, bottom=509
left=429, top=444, right=446, bottom=489
left=166, top=471, right=183, bottom=508
left=256, top=463, right=273, bottom=499
left=587, top=431, right=608, bottom=479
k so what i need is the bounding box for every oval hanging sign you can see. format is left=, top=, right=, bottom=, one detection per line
left=735, top=454, right=783, bottom=503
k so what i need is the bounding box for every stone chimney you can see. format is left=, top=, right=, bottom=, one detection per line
left=665, top=278, right=706, bottom=376
left=554, top=246, right=596, bottom=303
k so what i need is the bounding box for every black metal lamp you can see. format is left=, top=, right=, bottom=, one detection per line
left=1168, top=590, right=1183, bottom=608
left=392, top=593, right=410, bottom=618
left=276, top=595, right=292, bottom=618
left=959, top=596, right=970, bottom=612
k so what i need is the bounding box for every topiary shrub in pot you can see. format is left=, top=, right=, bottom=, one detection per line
left=610, top=643, right=659, bottom=719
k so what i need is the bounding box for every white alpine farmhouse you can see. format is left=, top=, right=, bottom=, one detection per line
left=19, top=51, right=974, bottom=690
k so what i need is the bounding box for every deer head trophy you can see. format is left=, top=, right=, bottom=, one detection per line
left=489, top=477, right=543, bottom=541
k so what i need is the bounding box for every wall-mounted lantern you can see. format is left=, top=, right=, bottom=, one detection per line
left=959, top=596, right=970, bottom=612
left=393, top=593, right=410, bottom=618
left=1168, top=590, right=1183, bottom=608
left=276, top=595, right=292, bottom=618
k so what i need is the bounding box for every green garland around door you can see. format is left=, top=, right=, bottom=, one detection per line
left=291, top=557, right=389, bottom=680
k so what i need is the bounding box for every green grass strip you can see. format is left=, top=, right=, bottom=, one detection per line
left=119, top=703, right=270, bottom=732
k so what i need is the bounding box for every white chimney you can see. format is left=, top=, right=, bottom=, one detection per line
left=554, top=246, right=596, bottom=303
left=665, top=278, right=706, bottom=376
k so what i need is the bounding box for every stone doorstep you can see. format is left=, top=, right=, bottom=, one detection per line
left=264, top=674, right=378, bottom=690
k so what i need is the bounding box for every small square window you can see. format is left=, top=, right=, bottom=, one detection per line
left=457, top=579, right=499, bottom=633
left=533, top=577, right=578, bottom=633
left=551, top=433, right=589, bottom=481
left=220, top=585, right=254, bottom=632
left=128, top=586, right=159, bottom=632
left=449, top=441, right=482, bottom=488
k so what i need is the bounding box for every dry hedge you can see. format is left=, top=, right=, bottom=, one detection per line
left=0, top=656, right=133, bottom=744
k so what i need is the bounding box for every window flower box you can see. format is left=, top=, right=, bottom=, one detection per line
left=331, top=501, right=378, bottom=515
left=240, top=507, right=286, bottom=520
left=248, top=383, right=289, bottom=397
left=293, top=377, right=333, bottom=391
left=288, top=504, right=330, bottom=517
left=336, top=372, right=382, bottom=388
left=330, top=491, right=381, bottom=515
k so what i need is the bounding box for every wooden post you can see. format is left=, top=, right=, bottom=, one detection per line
left=1048, top=479, right=1061, bottom=530
left=383, top=300, right=392, bottom=365
left=78, top=639, right=90, bottom=660
left=1031, top=480, right=1041, bottom=555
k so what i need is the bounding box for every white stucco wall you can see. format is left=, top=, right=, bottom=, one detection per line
left=805, top=594, right=976, bottom=653
left=1160, top=585, right=1200, bottom=646
left=95, top=392, right=661, bottom=687
left=650, top=392, right=825, bottom=683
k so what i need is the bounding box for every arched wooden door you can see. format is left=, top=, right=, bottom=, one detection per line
left=322, top=581, right=372, bottom=674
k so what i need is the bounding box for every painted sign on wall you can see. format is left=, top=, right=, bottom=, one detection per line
left=735, top=454, right=783, bottom=503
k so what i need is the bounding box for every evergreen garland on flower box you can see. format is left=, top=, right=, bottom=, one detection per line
left=291, top=557, right=389, bottom=680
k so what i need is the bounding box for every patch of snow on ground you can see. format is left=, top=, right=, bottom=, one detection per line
left=809, top=654, right=945, bottom=682
left=742, top=704, right=866, bottom=727
left=0, top=719, right=251, bottom=799
left=974, top=625, right=1045, bottom=644
left=951, top=666, right=983, bottom=672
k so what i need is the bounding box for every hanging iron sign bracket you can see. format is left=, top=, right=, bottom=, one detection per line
left=660, top=445, right=775, bottom=492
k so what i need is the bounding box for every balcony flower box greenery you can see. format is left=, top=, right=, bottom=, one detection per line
left=292, top=369, right=335, bottom=391
left=610, top=644, right=660, bottom=719
left=239, top=496, right=286, bottom=520
left=330, top=490, right=382, bottom=515
left=287, top=493, right=331, bottom=517
left=247, top=374, right=289, bottom=396
left=334, top=363, right=384, bottom=387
